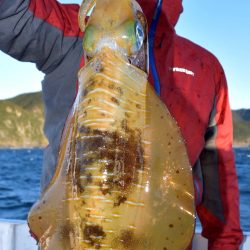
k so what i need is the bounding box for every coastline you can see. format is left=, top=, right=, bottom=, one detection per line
left=0, top=146, right=45, bottom=150
left=0, top=144, right=249, bottom=149
left=233, top=141, right=250, bottom=148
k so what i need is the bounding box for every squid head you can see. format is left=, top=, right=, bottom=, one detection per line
left=79, top=0, right=146, bottom=61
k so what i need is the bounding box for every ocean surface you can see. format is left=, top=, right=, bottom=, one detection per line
left=0, top=148, right=249, bottom=232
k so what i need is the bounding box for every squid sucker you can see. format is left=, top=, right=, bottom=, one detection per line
left=28, top=0, right=195, bottom=249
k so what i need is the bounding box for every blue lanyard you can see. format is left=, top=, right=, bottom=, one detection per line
left=148, top=0, right=163, bottom=96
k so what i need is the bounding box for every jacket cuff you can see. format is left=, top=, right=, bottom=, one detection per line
left=208, top=242, right=240, bottom=250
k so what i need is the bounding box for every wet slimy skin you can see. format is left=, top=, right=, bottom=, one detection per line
left=28, top=1, right=195, bottom=249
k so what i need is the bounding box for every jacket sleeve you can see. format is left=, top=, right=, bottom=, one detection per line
left=196, top=65, right=243, bottom=249
left=0, top=0, right=81, bottom=74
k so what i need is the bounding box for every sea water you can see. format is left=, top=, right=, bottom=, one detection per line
left=0, top=148, right=249, bottom=231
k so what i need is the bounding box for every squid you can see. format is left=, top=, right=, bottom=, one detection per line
left=28, top=0, right=195, bottom=249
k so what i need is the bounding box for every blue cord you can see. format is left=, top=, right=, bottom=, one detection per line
left=148, top=0, right=163, bottom=96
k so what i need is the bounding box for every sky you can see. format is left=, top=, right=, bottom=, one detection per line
left=0, top=0, right=249, bottom=109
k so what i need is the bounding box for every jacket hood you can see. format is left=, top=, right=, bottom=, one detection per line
left=137, top=0, right=183, bottom=28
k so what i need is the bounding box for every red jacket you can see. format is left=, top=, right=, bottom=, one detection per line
left=0, top=0, right=243, bottom=248
left=139, top=1, right=243, bottom=249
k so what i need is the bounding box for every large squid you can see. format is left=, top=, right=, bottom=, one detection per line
left=28, top=0, right=195, bottom=249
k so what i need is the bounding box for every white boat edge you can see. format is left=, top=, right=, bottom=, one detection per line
left=0, top=219, right=249, bottom=250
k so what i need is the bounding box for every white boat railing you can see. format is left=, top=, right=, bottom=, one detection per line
left=0, top=219, right=249, bottom=250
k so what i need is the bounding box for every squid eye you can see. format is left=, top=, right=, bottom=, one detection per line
left=82, top=25, right=96, bottom=56
left=135, top=20, right=144, bottom=51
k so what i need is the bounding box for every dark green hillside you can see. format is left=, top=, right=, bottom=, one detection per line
left=233, top=110, right=250, bottom=146
left=0, top=92, right=47, bottom=147
left=10, top=92, right=43, bottom=111
left=234, top=109, right=250, bottom=121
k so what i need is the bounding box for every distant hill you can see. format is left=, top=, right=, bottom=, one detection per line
left=233, top=109, right=250, bottom=146
left=0, top=92, right=249, bottom=147
left=0, top=92, right=47, bottom=147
